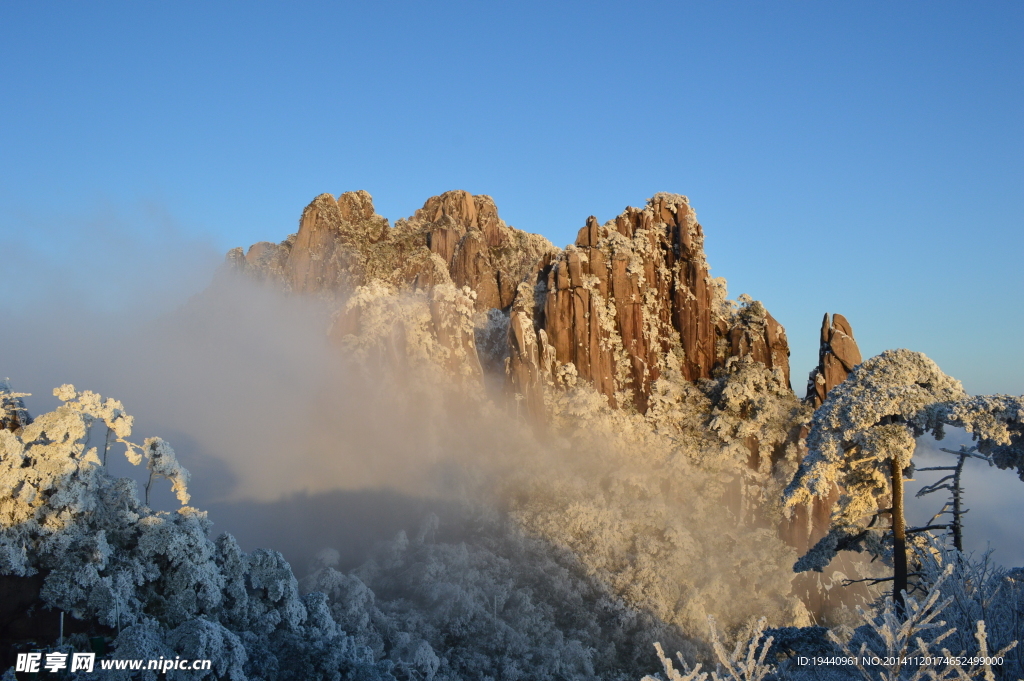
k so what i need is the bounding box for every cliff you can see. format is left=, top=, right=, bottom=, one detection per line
left=228, top=190, right=793, bottom=417
left=227, top=189, right=555, bottom=310
left=508, top=193, right=791, bottom=417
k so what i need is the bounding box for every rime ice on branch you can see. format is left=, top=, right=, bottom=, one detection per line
left=0, top=383, right=191, bottom=576
left=784, top=349, right=1024, bottom=608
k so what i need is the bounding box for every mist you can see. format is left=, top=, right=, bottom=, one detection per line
left=4, top=201, right=1023, bottom=660
left=0, top=209, right=444, bottom=563
left=2, top=207, right=801, bottom=636
left=1, top=252, right=521, bottom=569
left=906, top=430, right=1024, bottom=567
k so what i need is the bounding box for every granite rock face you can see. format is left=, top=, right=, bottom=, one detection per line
left=406, top=190, right=554, bottom=311
left=508, top=194, right=791, bottom=416
left=227, top=190, right=392, bottom=295
left=227, top=190, right=555, bottom=388
left=805, top=313, right=863, bottom=408
left=229, top=190, right=794, bottom=415
left=229, top=190, right=554, bottom=311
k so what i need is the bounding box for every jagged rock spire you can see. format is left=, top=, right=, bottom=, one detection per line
left=508, top=194, right=791, bottom=416
left=228, top=190, right=794, bottom=417
left=805, top=313, right=863, bottom=407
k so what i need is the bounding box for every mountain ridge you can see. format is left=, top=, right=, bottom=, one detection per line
left=227, top=189, right=802, bottom=418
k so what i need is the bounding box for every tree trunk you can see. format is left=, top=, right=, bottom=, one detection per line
left=952, top=451, right=965, bottom=552
left=891, top=457, right=907, bottom=615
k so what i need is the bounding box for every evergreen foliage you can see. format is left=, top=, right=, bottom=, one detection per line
left=3, top=344, right=1022, bottom=680
left=784, top=350, right=1024, bottom=603
left=0, top=382, right=683, bottom=679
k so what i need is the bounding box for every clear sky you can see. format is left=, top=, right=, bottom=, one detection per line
left=1, top=1, right=1022, bottom=395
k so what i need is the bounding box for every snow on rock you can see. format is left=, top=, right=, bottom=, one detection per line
left=228, top=191, right=793, bottom=422
left=508, top=196, right=792, bottom=418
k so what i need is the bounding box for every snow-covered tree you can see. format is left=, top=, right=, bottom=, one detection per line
left=4, top=380, right=703, bottom=680
left=0, top=382, right=389, bottom=679
left=140, top=437, right=191, bottom=506
left=784, top=349, right=1024, bottom=611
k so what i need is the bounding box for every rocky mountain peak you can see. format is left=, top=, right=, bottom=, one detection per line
left=411, top=189, right=501, bottom=240
left=336, top=189, right=378, bottom=224
left=228, top=189, right=555, bottom=311
left=509, top=194, right=791, bottom=415
left=398, top=190, right=541, bottom=310
left=228, top=190, right=795, bottom=417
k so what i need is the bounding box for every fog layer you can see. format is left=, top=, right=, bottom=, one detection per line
left=4, top=206, right=1023, bottom=645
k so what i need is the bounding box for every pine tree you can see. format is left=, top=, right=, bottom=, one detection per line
left=784, top=349, right=1024, bottom=613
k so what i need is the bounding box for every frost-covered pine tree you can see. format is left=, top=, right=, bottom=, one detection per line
left=784, top=349, right=1024, bottom=612
left=1, top=382, right=381, bottom=679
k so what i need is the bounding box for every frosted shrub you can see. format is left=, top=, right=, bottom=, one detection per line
left=643, top=618, right=775, bottom=681
left=913, top=545, right=1024, bottom=679
left=644, top=642, right=709, bottom=681
left=824, top=564, right=1015, bottom=681
left=166, top=619, right=247, bottom=681
left=301, top=509, right=686, bottom=680
left=0, top=382, right=402, bottom=679
left=643, top=548, right=1023, bottom=681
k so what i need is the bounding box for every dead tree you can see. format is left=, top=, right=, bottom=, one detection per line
left=912, top=445, right=992, bottom=552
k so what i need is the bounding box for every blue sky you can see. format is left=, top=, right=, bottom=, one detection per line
left=1, top=1, right=1022, bottom=394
